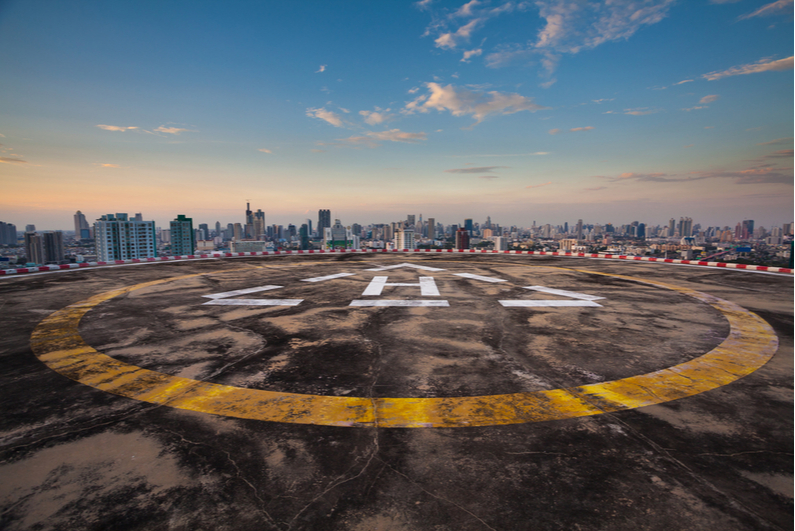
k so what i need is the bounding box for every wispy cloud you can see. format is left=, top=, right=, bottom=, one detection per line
left=445, top=166, right=510, bottom=174
left=570, top=126, right=594, bottom=132
left=533, top=0, right=675, bottom=54
left=257, top=148, right=272, bottom=153
left=367, top=129, right=427, bottom=143
left=99, top=163, right=120, bottom=168
left=765, top=148, right=793, bottom=158
left=153, top=125, right=191, bottom=135
left=673, top=79, right=694, bottom=85
left=757, top=137, right=793, bottom=146
left=548, top=128, right=561, bottom=135
left=0, top=156, right=27, bottom=164
left=96, top=124, right=138, bottom=132
left=461, top=48, right=483, bottom=62
left=700, top=94, right=720, bottom=104
left=738, top=0, right=793, bottom=20
left=429, top=1, right=514, bottom=51
left=306, top=107, right=345, bottom=127
left=623, top=107, right=660, bottom=116
left=526, top=181, right=552, bottom=189
left=600, top=164, right=794, bottom=185
left=703, top=56, right=793, bottom=80
left=404, top=83, right=548, bottom=126
left=585, top=186, right=607, bottom=191
left=319, top=136, right=379, bottom=149
left=310, top=149, right=326, bottom=153
left=684, top=144, right=694, bottom=148
left=316, top=65, right=327, bottom=73
left=478, top=175, right=500, bottom=180
left=681, top=106, right=707, bottom=112
left=319, top=129, right=427, bottom=149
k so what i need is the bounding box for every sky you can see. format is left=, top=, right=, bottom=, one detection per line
left=0, top=0, right=792, bottom=231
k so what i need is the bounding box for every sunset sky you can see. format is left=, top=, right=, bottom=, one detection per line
left=1, top=0, right=792, bottom=230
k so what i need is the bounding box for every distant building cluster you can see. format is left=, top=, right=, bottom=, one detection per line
left=0, top=208, right=793, bottom=269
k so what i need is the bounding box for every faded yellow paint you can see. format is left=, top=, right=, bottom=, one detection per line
left=29, top=264, right=779, bottom=428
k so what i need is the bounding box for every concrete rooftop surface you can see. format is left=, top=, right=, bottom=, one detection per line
left=0, top=254, right=792, bottom=531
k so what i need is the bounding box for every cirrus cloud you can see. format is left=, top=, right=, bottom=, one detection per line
left=96, top=124, right=138, bottom=132
left=703, top=56, right=793, bottom=80
left=445, top=166, right=509, bottom=174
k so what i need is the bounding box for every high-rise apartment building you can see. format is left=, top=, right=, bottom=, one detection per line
left=94, top=213, right=156, bottom=261
left=0, top=222, right=17, bottom=245
left=25, top=224, right=36, bottom=233
left=24, top=232, right=45, bottom=265
left=170, top=215, right=196, bottom=256
left=24, top=231, right=63, bottom=265
left=74, top=211, right=90, bottom=240
left=42, top=231, right=64, bottom=264
left=394, top=228, right=415, bottom=250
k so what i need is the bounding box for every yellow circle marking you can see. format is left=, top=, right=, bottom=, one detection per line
left=30, top=266, right=778, bottom=428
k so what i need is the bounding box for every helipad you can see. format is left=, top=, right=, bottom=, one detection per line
left=1, top=254, right=792, bottom=530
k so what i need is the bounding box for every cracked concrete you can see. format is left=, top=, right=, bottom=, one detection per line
left=0, top=255, right=791, bottom=530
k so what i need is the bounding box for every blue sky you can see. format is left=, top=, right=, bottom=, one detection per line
left=0, top=0, right=792, bottom=230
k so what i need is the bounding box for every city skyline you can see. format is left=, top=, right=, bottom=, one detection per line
left=1, top=1, right=792, bottom=229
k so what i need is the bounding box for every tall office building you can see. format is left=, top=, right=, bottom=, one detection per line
left=170, top=215, right=196, bottom=256
left=24, top=232, right=45, bottom=264
left=464, top=219, right=473, bottom=235
left=668, top=218, right=676, bottom=237
left=74, top=211, right=90, bottom=240
left=305, top=218, right=313, bottom=237
left=0, top=222, right=17, bottom=245
left=427, top=218, right=435, bottom=240
left=245, top=202, right=254, bottom=239
left=94, top=213, right=156, bottom=261
left=741, top=219, right=754, bottom=240
left=455, top=228, right=470, bottom=250
left=254, top=209, right=266, bottom=239
left=318, top=209, right=331, bottom=237
left=677, top=217, right=693, bottom=238
left=576, top=219, right=583, bottom=240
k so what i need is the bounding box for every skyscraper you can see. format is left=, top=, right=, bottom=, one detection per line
left=254, top=209, right=266, bottom=239
left=94, top=213, right=156, bottom=261
left=318, top=209, right=331, bottom=237
left=427, top=218, right=435, bottom=240
left=464, top=219, right=473, bottom=235
left=394, top=228, right=415, bottom=250
left=74, top=211, right=90, bottom=240
left=455, top=228, right=470, bottom=250
left=170, top=215, right=196, bottom=256
left=42, top=231, right=64, bottom=264
left=742, top=219, right=754, bottom=240
left=245, top=202, right=254, bottom=239
left=0, top=222, right=17, bottom=245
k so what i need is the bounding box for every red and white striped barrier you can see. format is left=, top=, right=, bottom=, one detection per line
left=0, top=248, right=791, bottom=276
